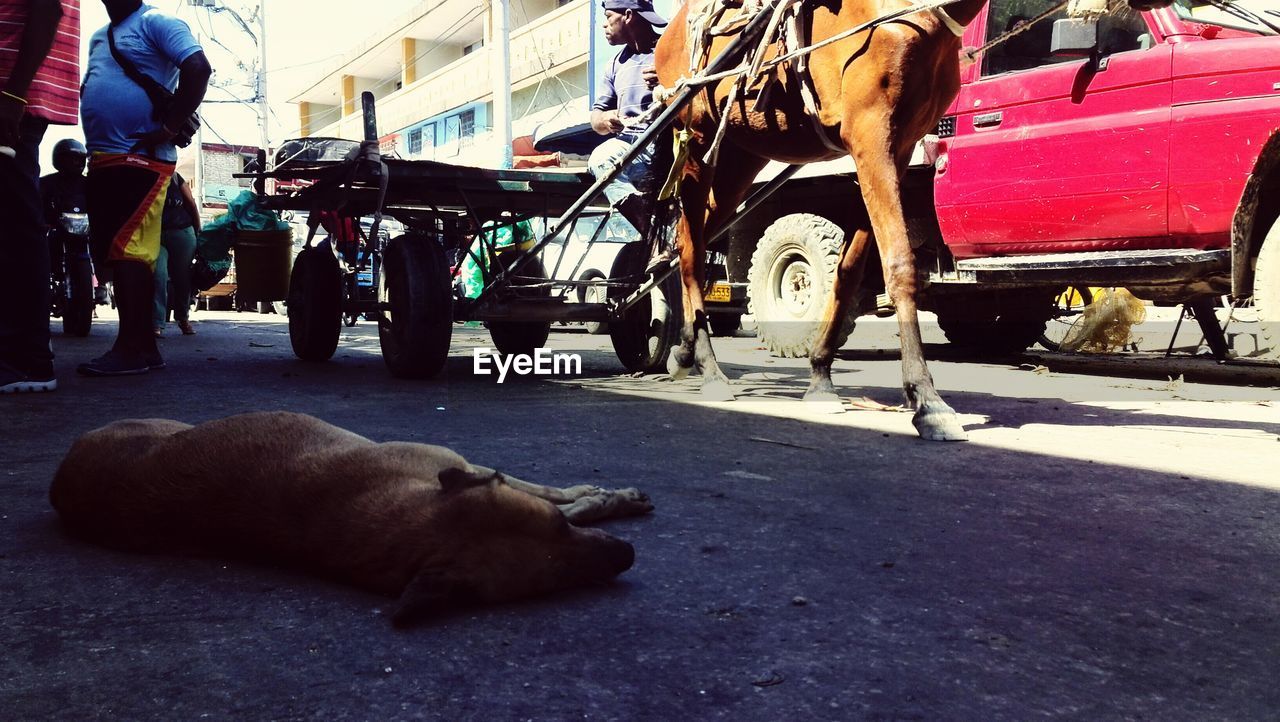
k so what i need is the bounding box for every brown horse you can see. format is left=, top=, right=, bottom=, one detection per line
left=654, top=0, right=989, bottom=441
left=653, top=0, right=1167, bottom=441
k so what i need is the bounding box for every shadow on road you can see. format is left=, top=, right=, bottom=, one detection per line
left=3, top=316, right=1278, bottom=719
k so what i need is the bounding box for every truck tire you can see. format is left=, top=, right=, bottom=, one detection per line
left=577, top=270, right=609, bottom=335
left=935, top=289, right=1058, bottom=356
left=747, top=213, right=853, bottom=358
left=287, top=243, right=343, bottom=362
left=378, top=236, right=453, bottom=379
left=487, top=255, right=552, bottom=358
left=1254, top=217, right=1280, bottom=359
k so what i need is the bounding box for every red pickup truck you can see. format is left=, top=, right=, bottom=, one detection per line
left=721, top=0, right=1280, bottom=358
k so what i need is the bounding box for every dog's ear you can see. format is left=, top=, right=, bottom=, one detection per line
left=391, top=570, right=461, bottom=627
left=437, top=466, right=499, bottom=494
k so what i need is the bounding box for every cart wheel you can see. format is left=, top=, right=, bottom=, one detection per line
left=378, top=235, right=452, bottom=379
left=287, top=242, right=343, bottom=361
left=608, top=242, right=681, bottom=373
left=63, top=255, right=94, bottom=337
left=578, top=270, right=609, bottom=335
left=487, top=254, right=551, bottom=357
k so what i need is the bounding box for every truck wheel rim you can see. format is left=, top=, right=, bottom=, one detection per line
left=773, top=251, right=814, bottom=318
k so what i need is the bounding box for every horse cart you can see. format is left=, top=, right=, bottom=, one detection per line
left=232, top=0, right=838, bottom=382
left=240, top=92, right=691, bottom=380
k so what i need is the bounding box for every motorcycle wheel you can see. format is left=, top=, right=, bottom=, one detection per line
left=63, top=256, right=94, bottom=337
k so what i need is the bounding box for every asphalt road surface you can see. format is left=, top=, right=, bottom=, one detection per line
left=3, top=309, right=1278, bottom=720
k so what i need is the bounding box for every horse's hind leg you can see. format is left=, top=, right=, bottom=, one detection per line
left=805, top=226, right=873, bottom=405
left=847, top=128, right=966, bottom=441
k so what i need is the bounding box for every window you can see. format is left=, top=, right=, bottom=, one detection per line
left=407, top=128, right=423, bottom=155
left=444, top=115, right=461, bottom=156
left=981, top=0, right=1153, bottom=77
left=458, top=109, right=475, bottom=147
left=557, top=0, right=575, bottom=6
left=1097, top=12, right=1153, bottom=56
left=981, top=0, right=1074, bottom=76
left=422, top=122, right=437, bottom=159
left=463, top=40, right=483, bottom=56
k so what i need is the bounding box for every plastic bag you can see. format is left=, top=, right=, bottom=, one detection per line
left=1060, top=287, right=1147, bottom=353
left=458, top=219, right=535, bottom=299
left=189, top=250, right=230, bottom=292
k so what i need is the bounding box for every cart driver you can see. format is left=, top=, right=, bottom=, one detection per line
left=589, top=0, right=673, bottom=272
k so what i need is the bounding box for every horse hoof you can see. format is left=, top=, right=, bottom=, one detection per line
left=912, top=405, right=968, bottom=442
left=802, top=390, right=845, bottom=414
left=666, top=352, right=692, bottom=381
left=701, top=378, right=735, bottom=402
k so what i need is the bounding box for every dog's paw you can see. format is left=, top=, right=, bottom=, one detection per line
left=562, top=484, right=605, bottom=499
left=613, top=488, right=654, bottom=514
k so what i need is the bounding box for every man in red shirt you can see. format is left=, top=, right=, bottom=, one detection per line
left=0, top=0, right=80, bottom=394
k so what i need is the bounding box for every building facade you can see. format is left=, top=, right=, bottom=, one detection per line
left=290, top=0, right=596, bottom=168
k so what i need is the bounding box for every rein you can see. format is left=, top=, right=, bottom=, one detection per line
left=961, top=0, right=1070, bottom=64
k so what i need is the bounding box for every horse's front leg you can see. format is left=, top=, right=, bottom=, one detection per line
left=849, top=136, right=966, bottom=441
left=670, top=209, right=734, bottom=400
left=669, top=148, right=765, bottom=400
left=666, top=162, right=704, bottom=385
left=666, top=261, right=696, bottom=381
left=806, top=227, right=873, bottom=406
left=875, top=219, right=966, bottom=441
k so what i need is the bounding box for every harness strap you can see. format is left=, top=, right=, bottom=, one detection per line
left=932, top=6, right=968, bottom=36
left=790, top=3, right=848, bottom=154
left=659, top=128, right=693, bottom=200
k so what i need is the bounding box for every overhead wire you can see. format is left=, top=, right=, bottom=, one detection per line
left=294, top=5, right=487, bottom=129
left=293, top=0, right=592, bottom=132
left=514, top=0, right=590, bottom=125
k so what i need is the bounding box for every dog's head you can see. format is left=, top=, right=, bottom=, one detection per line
left=391, top=468, right=635, bottom=626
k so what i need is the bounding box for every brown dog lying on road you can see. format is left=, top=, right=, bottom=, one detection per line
left=49, top=411, right=652, bottom=625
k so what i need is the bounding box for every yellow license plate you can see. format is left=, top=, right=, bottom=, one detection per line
left=704, top=282, right=732, bottom=303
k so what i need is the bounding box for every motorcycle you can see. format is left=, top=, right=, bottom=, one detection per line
left=49, top=211, right=96, bottom=337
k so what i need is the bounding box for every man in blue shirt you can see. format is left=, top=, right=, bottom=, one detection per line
left=78, top=0, right=209, bottom=377
left=589, top=0, right=669, bottom=268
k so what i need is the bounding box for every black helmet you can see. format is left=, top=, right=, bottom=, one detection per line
left=52, top=138, right=88, bottom=173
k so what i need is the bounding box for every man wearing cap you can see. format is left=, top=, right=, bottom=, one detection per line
left=589, top=0, right=672, bottom=268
